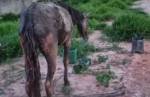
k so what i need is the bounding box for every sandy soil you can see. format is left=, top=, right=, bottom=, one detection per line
left=0, top=31, right=126, bottom=97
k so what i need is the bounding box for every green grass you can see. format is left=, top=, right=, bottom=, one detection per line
left=67, top=0, right=150, bottom=41
left=0, top=13, right=19, bottom=21
left=0, top=20, right=21, bottom=63
left=0, top=21, right=19, bottom=37
left=1, top=0, right=150, bottom=62
left=104, top=13, right=150, bottom=41
left=68, top=0, right=138, bottom=28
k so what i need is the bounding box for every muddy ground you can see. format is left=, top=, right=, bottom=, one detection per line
left=0, top=0, right=150, bottom=97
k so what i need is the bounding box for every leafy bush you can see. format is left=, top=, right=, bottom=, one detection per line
left=0, top=34, right=21, bottom=63
left=0, top=21, right=18, bottom=37
left=104, top=13, right=150, bottom=41
left=0, top=20, right=21, bottom=63
left=58, top=38, right=95, bottom=58
left=71, top=39, right=95, bottom=59
left=98, top=55, right=108, bottom=63
left=96, top=71, right=113, bottom=87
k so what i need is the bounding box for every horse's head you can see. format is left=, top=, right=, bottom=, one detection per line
left=57, top=2, right=89, bottom=40
left=80, top=14, right=89, bottom=41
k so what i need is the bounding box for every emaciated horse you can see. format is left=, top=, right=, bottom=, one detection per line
left=19, top=1, right=88, bottom=97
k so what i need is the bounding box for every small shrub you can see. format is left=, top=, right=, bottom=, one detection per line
left=0, top=21, right=18, bottom=37
left=71, top=39, right=95, bottom=59
left=0, top=20, right=20, bottom=63
left=73, top=64, right=88, bottom=74
left=104, top=13, right=150, bottom=41
left=98, top=55, right=108, bottom=63
left=73, top=57, right=91, bottom=74
left=96, top=71, right=113, bottom=87
left=0, top=34, right=21, bottom=63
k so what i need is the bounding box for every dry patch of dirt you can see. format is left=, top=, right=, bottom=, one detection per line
left=0, top=29, right=150, bottom=97
left=0, top=31, right=127, bottom=97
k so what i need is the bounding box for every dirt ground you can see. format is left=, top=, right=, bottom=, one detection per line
left=0, top=0, right=150, bottom=97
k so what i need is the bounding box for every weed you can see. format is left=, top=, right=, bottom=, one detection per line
left=96, top=71, right=113, bottom=87
left=98, top=55, right=108, bottom=63
left=73, top=64, right=88, bottom=74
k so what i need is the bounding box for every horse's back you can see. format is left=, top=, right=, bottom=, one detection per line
left=32, top=2, right=62, bottom=36
left=22, top=2, right=72, bottom=37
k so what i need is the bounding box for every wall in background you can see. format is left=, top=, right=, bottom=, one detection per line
left=0, top=0, right=37, bottom=15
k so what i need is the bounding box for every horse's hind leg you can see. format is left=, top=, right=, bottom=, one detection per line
left=39, top=36, right=58, bottom=97
left=63, top=41, right=71, bottom=86
left=20, top=35, right=41, bottom=97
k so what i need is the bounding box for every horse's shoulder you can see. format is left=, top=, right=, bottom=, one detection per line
left=56, top=5, right=73, bottom=32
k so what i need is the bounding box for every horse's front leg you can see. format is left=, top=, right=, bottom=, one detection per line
left=63, top=42, right=71, bottom=86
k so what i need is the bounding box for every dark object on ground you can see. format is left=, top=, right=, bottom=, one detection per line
left=131, top=34, right=144, bottom=54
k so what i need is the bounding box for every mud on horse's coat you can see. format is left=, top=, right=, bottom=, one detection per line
left=19, top=2, right=88, bottom=97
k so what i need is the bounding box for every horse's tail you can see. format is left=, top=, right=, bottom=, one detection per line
left=19, top=6, right=41, bottom=96
left=20, top=8, right=38, bottom=63
left=19, top=6, right=41, bottom=81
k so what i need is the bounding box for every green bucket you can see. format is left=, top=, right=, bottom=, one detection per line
left=69, top=48, right=77, bottom=64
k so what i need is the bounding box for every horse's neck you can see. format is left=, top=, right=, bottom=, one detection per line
left=56, top=2, right=83, bottom=25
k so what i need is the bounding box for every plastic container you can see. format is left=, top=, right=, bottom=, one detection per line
left=69, top=48, right=77, bottom=64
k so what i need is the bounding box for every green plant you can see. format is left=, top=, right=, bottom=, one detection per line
left=65, top=0, right=140, bottom=31
left=71, top=39, right=95, bottom=59
left=1, top=13, right=18, bottom=21
left=104, top=13, right=150, bottom=41
left=0, top=20, right=21, bottom=63
left=73, top=57, right=91, bottom=74
left=96, top=71, right=113, bottom=87
left=0, top=21, right=18, bottom=37
left=98, top=55, right=108, bottom=63
left=0, top=34, right=21, bottom=63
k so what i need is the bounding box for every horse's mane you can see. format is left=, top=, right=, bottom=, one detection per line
left=56, top=1, right=84, bottom=33
left=56, top=1, right=84, bottom=24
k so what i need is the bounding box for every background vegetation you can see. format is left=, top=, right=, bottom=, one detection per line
left=1, top=0, right=150, bottom=63
left=65, top=0, right=150, bottom=41
left=0, top=14, right=21, bottom=63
